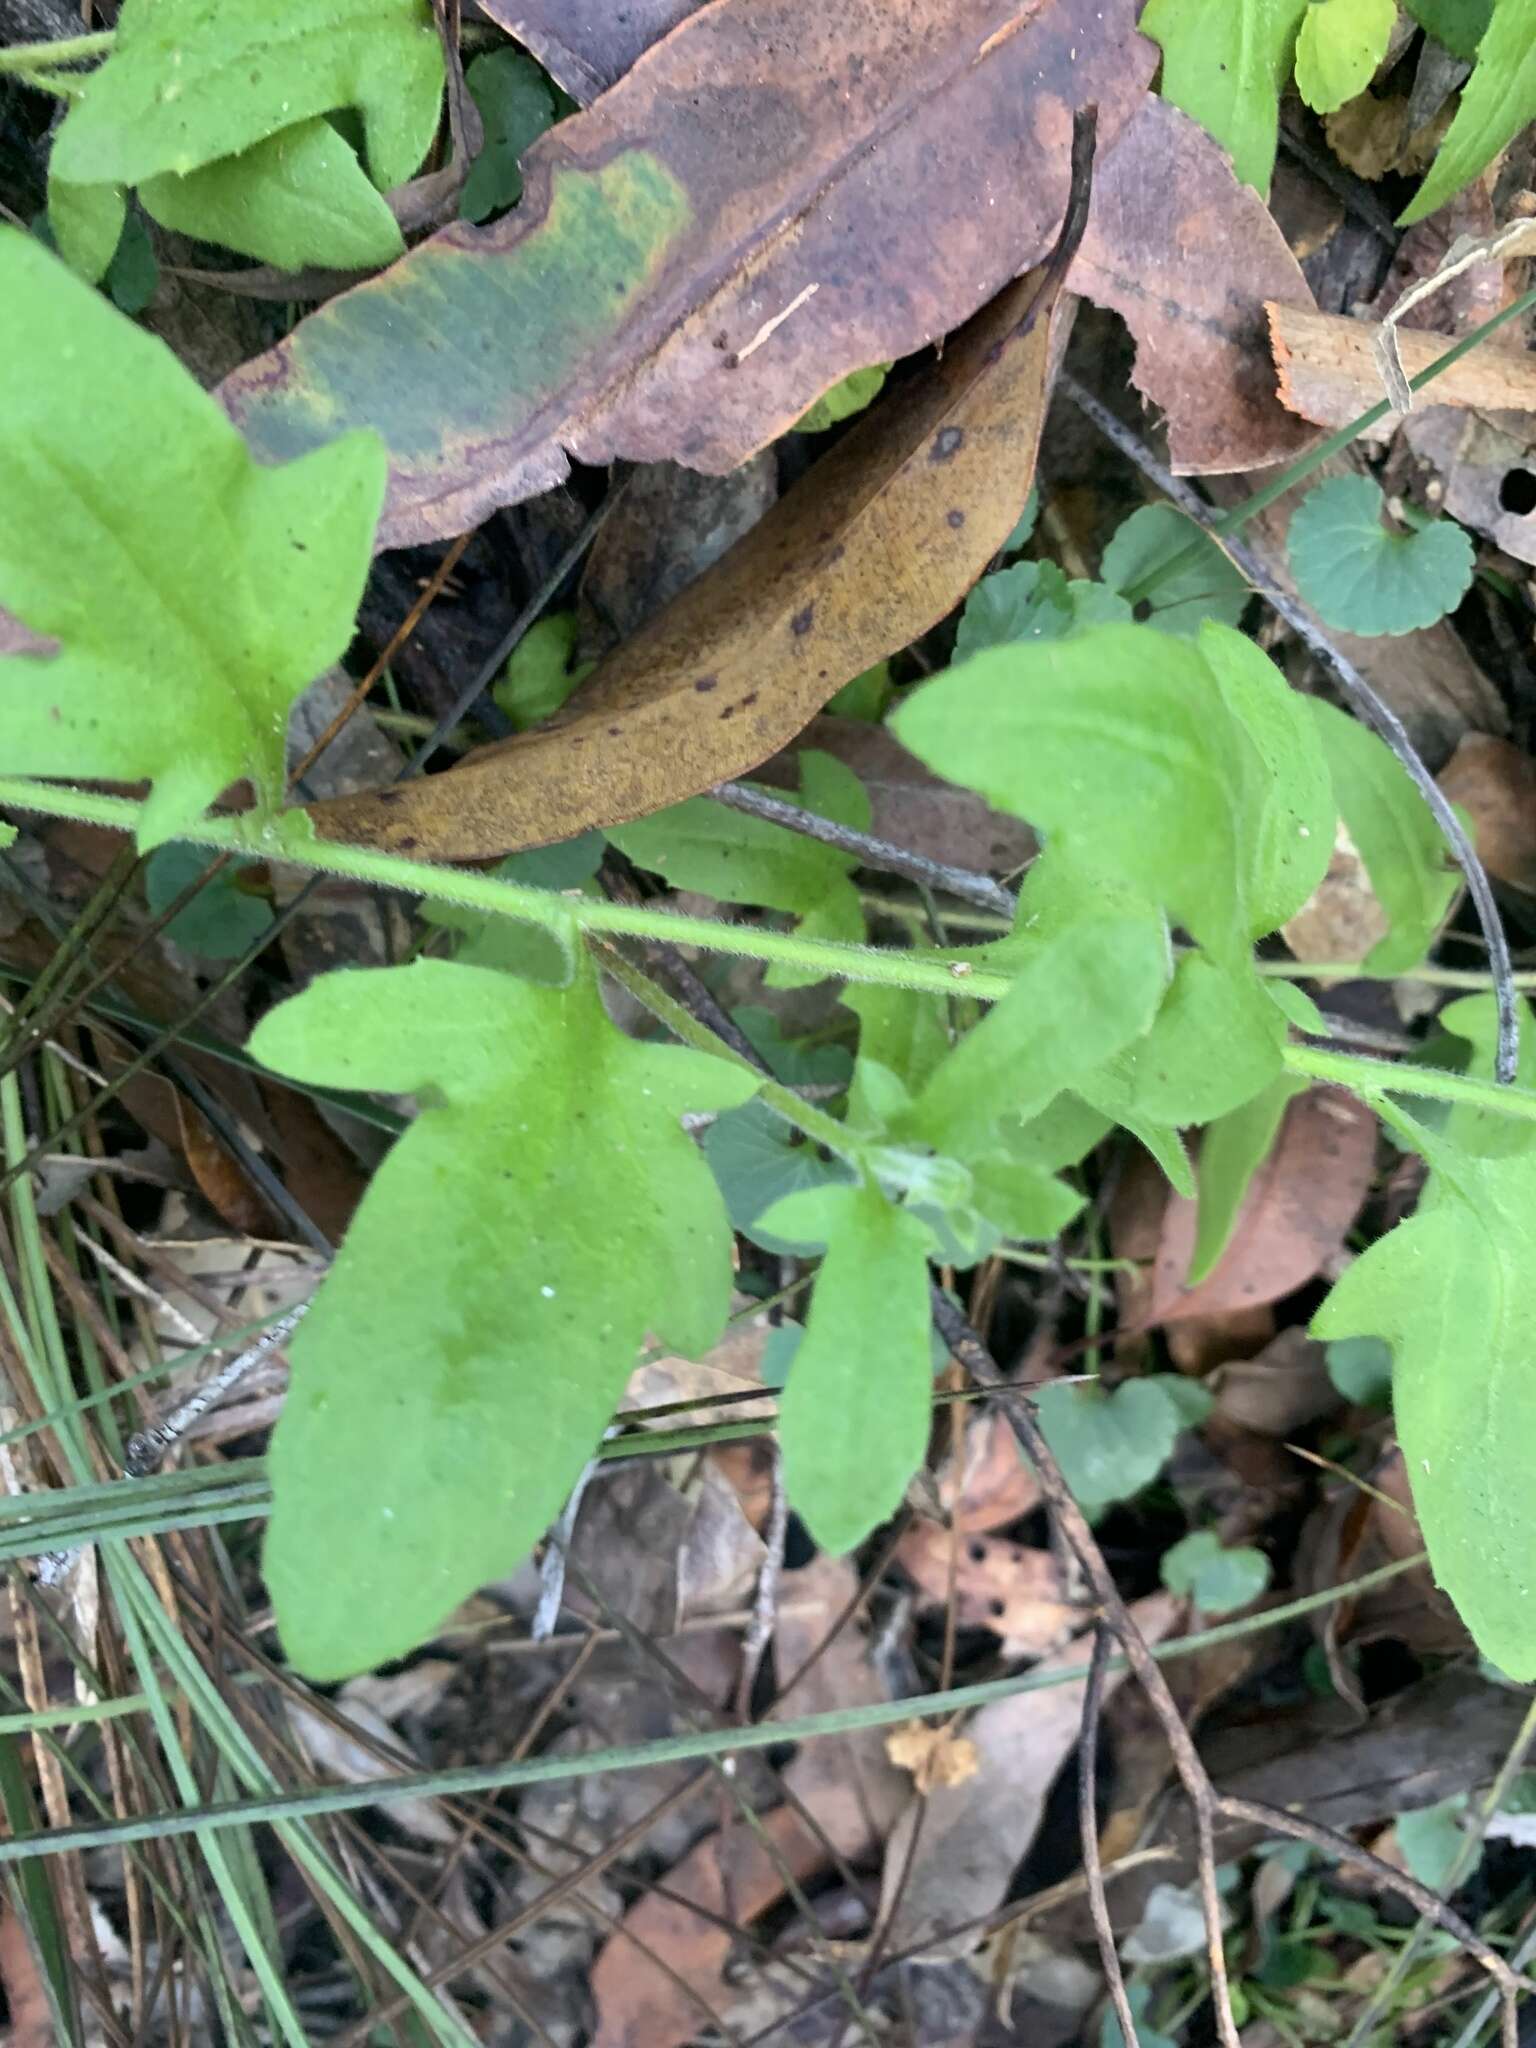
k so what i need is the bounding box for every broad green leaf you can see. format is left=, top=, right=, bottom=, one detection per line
left=1141, top=0, right=1308, bottom=190
left=52, top=0, right=444, bottom=192
left=1078, top=951, right=1289, bottom=1132
left=794, top=363, right=890, bottom=433
left=145, top=843, right=274, bottom=960
left=460, top=47, right=559, bottom=224
left=1313, top=1104, right=1536, bottom=1679
left=703, top=1099, right=857, bottom=1255
left=1012, top=1094, right=1115, bottom=1174
left=1100, top=505, right=1250, bottom=637
left=734, top=1006, right=852, bottom=1090
left=1308, top=699, right=1458, bottom=973
left=1402, top=0, right=1536, bottom=221
left=1034, top=1375, right=1212, bottom=1519
left=105, top=210, right=158, bottom=312
left=611, top=751, right=871, bottom=990
left=1403, top=0, right=1493, bottom=58
left=1294, top=0, right=1397, bottom=113
left=1190, top=1074, right=1309, bottom=1285
left=1395, top=1798, right=1477, bottom=1891
left=893, top=622, right=1334, bottom=964
left=896, top=914, right=1172, bottom=1159
left=47, top=176, right=125, bottom=283
left=494, top=613, right=594, bottom=730
left=846, top=983, right=950, bottom=1128
left=762, top=1180, right=933, bottom=1552
left=0, top=232, right=386, bottom=849
left=826, top=659, right=893, bottom=721
left=954, top=559, right=1131, bottom=661
left=1324, top=1334, right=1393, bottom=1405
left=1160, top=1529, right=1272, bottom=1613
left=967, top=1151, right=1085, bottom=1242
left=140, top=119, right=404, bottom=271
left=249, top=957, right=755, bottom=1677
left=1288, top=477, right=1474, bottom=636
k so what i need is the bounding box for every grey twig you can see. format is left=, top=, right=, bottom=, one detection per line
left=710, top=781, right=1017, bottom=920
left=1058, top=371, right=1519, bottom=1084
left=1079, top=1622, right=1141, bottom=2047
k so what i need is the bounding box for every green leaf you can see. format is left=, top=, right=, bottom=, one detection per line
left=249, top=957, right=756, bottom=1678
left=895, top=912, right=1172, bottom=1160
left=1294, top=0, right=1398, bottom=113
left=1313, top=1103, right=1536, bottom=1679
left=47, top=176, right=125, bottom=283
left=1101, top=1982, right=1179, bottom=2048
left=1308, top=699, right=1458, bottom=972
left=105, top=209, right=158, bottom=312
left=1100, top=505, right=1250, bottom=637
left=1324, top=1334, right=1393, bottom=1405
left=1141, top=0, right=1309, bottom=190
left=140, top=118, right=404, bottom=271
left=1288, top=477, right=1474, bottom=636
left=51, top=0, right=444, bottom=192
left=1160, top=1528, right=1272, bottom=1614
left=610, top=751, right=871, bottom=991
left=1395, top=1798, right=1477, bottom=1891
left=826, top=659, right=892, bottom=721
left=893, top=621, right=1335, bottom=964
left=1190, top=1074, right=1309, bottom=1285
left=145, top=842, right=274, bottom=959
left=761, top=1180, right=933, bottom=1552
left=793, top=363, right=889, bottom=433
left=703, top=1099, right=857, bottom=1255
left=954, top=559, right=1130, bottom=660
left=1434, top=991, right=1536, bottom=1156
left=0, top=232, right=386, bottom=849
left=1403, top=0, right=1493, bottom=60
left=1034, top=1375, right=1212, bottom=1519
left=493, top=613, right=594, bottom=730
left=1077, top=951, right=1289, bottom=1133
left=1402, top=0, right=1536, bottom=221
left=418, top=834, right=600, bottom=985
left=460, top=47, right=559, bottom=224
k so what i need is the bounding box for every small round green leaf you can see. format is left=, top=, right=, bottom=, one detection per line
left=1160, top=1529, right=1271, bottom=1614
left=460, top=48, right=559, bottom=223
left=145, top=842, right=274, bottom=959
left=1288, top=476, right=1474, bottom=635
left=1324, top=1333, right=1392, bottom=1406
left=1100, top=504, right=1250, bottom=637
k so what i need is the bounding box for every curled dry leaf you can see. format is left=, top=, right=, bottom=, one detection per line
left=1438, top=734, right=1536, bottom=895
left=896, top=1521, right=1078, bottom=1659
left=877, top=1592, right=1180, bottom=1957
left=223, top=0, right=1155, bottom=549
left=304, top=241, right=1080, bottom=858
left=589, top=1553, right=907, bottom=2048
left=1115, top=1088, right=1378, bottom=1328
left=886, top=1718, right=981, bottom=1794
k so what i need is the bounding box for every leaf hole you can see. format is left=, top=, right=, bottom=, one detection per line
left=1498, top=468, right=1536, bottom=516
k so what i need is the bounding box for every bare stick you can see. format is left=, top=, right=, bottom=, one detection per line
left=710, top=782, right=1017, bottom=920
left=1079, top=1622, right=1141, bottom=2046
left=1058, top=371, right=1520, bottom=1084
left=931, top=1290, right=1243, bottom=2048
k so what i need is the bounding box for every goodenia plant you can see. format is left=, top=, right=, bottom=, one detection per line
left=7, top=226, right=1536, bottom=1686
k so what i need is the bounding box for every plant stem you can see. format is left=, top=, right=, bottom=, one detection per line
left=1261, top=959, right=1536, bottom=991
left=0, top=779, right=1014, bottom=1001
left=1284, top=1043, right=1536, bottom=1123
left=0, top=29, right=113, bottom=73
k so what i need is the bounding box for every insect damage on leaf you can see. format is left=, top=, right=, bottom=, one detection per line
left=248, top=956, right=756, bottom=1679
left=0, top=231, right=386, bottom=851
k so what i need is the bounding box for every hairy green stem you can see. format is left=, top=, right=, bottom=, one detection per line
left=0, top=29, right=113, bottom=73
left=1283, top=1043, right=1536, bottom=1122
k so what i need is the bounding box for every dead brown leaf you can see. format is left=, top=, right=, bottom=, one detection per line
left=1399, top=404, right=1536, bottom=567
left=1269, top=304, right=1536, bottom=429
left=1281, top=818, right=1394, bottom=966
left=886, top=1718, right=980, bottom=1794
left=1438, top=734, right=1536, bottom=893
left=0, top=1901, right=54, bottom=2048
left=589, top=1555, right=906, bottom=2048
left=1211, top=1327, right=1339, bottom=1438
left=936, top=1408, right=1045, bottom=1532
left=305, top=244, right=1079, bottom=859
left=895, top=1521, right=1077, bottom=1659
left=876, top=1593, right=1180, bottom=1957
left=482, top=0, right=706, bottom=102
left=1071, top=97, right=1316, bottom=472
left=1115, top=1088, right=1377, bottom=1329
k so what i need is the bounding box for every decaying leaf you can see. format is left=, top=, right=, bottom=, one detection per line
left=1371, top=217, right=1536, bottom=412
left=480, top=0, right=704, bottom=100
left=1438, top=733, right=1536, bottom=894
left=1270, top=303, right=1536, bottom=429
left=1117, top=1088, right=1378, bottom=1327
left=895, top=1521, right=1078, bottom=1658
left=589, top=1554, right=906, bottom=2048
left=877, top=1593, right=1180, bottom=1956
left=302, top=235, right=1080, bottom=858
left=886, top=1719, right=981, bottom=1794
left=1069, top=96, right=1317, bottom=473
left=222, top=0, right=1155, bottom=548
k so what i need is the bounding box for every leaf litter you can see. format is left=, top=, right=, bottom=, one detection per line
left=9, top=3, right=1536, bottom=2043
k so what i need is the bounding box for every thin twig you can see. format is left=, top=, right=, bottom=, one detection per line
left=930, top=1290, right=1243, bottom=2048
left=1058, top=371, right=1520, bottom=1083
left=735, top=1446, right=787, bottom=1719
left=1079, top=1622, right=1140, bottom=2047
left=710, top=781, right=1017, bottom=919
